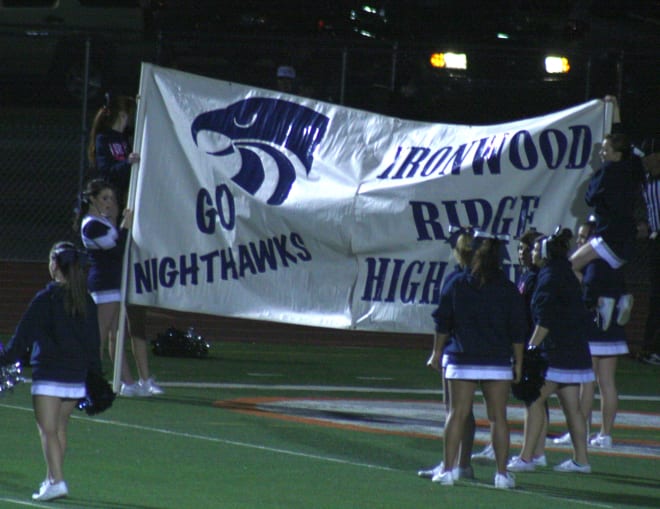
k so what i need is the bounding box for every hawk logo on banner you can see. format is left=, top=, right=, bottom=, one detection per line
left=191, top=98, right=330, bottom=205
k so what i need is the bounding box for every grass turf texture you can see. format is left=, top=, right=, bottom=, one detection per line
left=0, top=340, right=658, bottom=508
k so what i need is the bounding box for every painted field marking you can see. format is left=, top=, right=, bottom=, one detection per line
left=214, top=397, right=660, bottom=459
left=0, top=498, right=51, bottom=508
left=0, top=401, right=625, bottom=509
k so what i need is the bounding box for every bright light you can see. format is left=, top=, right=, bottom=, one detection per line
left=496, top=32, right=510, bottom=39
left=545, top=56, right=570, bottom=74
left=430, top=52, right=467, bottom=70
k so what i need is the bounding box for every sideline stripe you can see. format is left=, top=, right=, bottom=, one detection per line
left=147, top=381, right=660, bottom=401
left=14, top=379, right=660, bottom=401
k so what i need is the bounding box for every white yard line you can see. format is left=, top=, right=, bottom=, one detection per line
left=152, top=381, right=660, bottom=401
left=1, top=392, right=655, bottom=509
left=0, top=498, right=54, bottom=508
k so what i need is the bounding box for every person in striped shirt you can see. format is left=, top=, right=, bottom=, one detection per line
left=638, top=137, right=660, bottom=365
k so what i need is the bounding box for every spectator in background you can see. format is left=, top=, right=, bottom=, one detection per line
left=509, top=229, right=594, bottom=474
left=0, top=242, right=102, bottom=501
left=275, top=65, right=297, bottom=94
left=87, top=93, right=140, bottom=201
left=637, top=137, right=660, bottom=365
left=428, top=232, right=525, bottom=489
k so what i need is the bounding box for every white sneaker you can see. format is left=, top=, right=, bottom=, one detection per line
left=494, top=472, right=516, bottom=489
left=139, top=377, right=164, bottom=395
left=119, top=382, right=141, bottom=397
left=615, top=294, right=634, bottom=326
left=553, top=459, right=592, bottom=473
left=471, top=443, right=495, bottom=461
left=641, top=353, right=660, bottom=366
left=589, top=434, right=613, bottom=448
left=531, top=455, right=547, bottom=467
left=431, top=470, right=455, bottom=485
left=597, top=297, right=616, bottom=331
left=509, top=454, right=546, bottom=467
left=418, top=462, right=443, bottom=479
left=420, top=462, right=471, bottom=481
left=507, top=456, right=536, bottom=472
left=552, top=432, right=572, bottom=445
left=32, top=480, right=68, bottom=501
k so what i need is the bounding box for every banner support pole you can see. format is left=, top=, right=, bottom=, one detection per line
left=112, top=62, right=151, bottom=393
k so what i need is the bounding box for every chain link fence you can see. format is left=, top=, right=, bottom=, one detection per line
left=0, top=25, right=656, bottom=350
left=0, top=27, right=656, bottom=258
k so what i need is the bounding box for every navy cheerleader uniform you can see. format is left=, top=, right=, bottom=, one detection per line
left=531, top=258, right=594, bottom=383
left=0, top=283, right=102, bottom=398
left=81, top=215, right=127, bottom=304
left=432, top=264, right=468, bottom=369
left=582, top=259, right=629, bottom=356
left=584, top=156, right=644, bottom=267
left=95, top=129, right=132, bottom=195
left=434, top=270, right=527, bottom=380
left=516, top=266, right=539, bottom=334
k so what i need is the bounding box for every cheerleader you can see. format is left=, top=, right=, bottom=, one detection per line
left=428, top=232, right=526, bottom=489
left=76, top=179, right=163, bottom=397
left=570, top=96, right=644, bottom=329
left=473, top=228, right=547, bottom=464
left=87, top=93, right=140, bottom=200
left=419, top=227, right=476, bottom=481
left=0, top=242, right=102, bottom=501
left=579, top=219, right=629, bottom=448
left=508, top=228, right=595, bottom=474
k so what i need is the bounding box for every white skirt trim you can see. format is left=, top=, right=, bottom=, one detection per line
left=546, top=367, right=595, bottom=384
left=445, top=363, right=513, bottom=380
left=91, top=289, right=121, bottom=304
left=589, top=237, right=625, bottom=268
left=31, top=381, right=86, bottom=399
left=589, top=341, right=629, bottom=356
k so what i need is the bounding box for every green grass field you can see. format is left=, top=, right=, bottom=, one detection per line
left=1, top=340, right=659, bottom=508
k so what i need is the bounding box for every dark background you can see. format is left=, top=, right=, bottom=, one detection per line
left=0, top=0, right=656, bottom=350
left=1, top=0, right=658, bottom=260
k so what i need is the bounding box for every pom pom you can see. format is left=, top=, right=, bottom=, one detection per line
left=512, top=347, right=549, bottom=405
left=0, top=362, right=24, bottom=393
left=77, top=371, right=115, bottom=416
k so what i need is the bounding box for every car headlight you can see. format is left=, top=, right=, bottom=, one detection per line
left=430, top=52, right=467, bottom=70
left=545, top=56, right=570, bottom=74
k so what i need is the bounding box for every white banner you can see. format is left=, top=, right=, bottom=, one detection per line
left=126, top=63, right=609, bottom=334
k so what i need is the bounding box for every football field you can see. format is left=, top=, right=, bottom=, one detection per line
left=1, top=341, right=658, bottom=508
